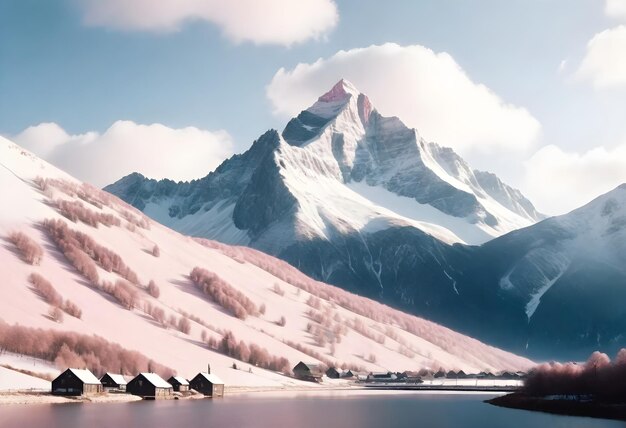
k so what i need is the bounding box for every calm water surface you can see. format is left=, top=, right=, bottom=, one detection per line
left=1, top=392, right=625, bottom=428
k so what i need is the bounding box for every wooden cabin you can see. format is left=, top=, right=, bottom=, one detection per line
left=52, top=368, right=103, bottom=396
left=100, top=373, right=128, bottom=391
left=168, top=376, right=190, bottom=392
left=326, top=367, right=341, bottom=379
left=189, top=372, right=224, bottom=397
left=127, top=373, right=173, bottom=399
left=293, top=362, right=323, bottom=382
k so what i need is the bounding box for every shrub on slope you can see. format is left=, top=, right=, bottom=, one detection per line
left=7, top=231, right=43, bottom=265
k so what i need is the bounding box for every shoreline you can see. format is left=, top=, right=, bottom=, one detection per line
left=487, top=392, right=626, bottom=421
left=0, top=391, right=143, bottom=406
left=0, top=385, right=507, bottom=406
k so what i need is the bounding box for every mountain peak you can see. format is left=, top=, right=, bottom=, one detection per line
left=318, top=79, right=359, bottom=103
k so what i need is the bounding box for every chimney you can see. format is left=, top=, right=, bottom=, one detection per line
left=207, top=363, right=211, bottom=374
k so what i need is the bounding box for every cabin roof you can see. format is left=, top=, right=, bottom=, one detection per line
left=170, top=376, right=189, bottom=386
left=138, top=373, right=172, bottom=388
left=67, top=368, right=101, bottom=385
left=294, top=362, right=322, bottom=372
left=195, top=372, right=224, bottom=385
left=103, top=373, right=127, bottom=385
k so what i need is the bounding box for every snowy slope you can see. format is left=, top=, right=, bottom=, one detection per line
left=0, top=136, right=532, bottom=388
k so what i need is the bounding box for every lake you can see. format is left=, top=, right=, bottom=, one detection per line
left=1, top=392, right=624, bottom=428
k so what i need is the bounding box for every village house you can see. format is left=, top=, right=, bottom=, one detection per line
left=326, top=367, right=341, bottom=379
left=446, top=370, right=459, bottom=379
left=341, top=369, right=355, bottom=379
left=127, top=373, right=173, bottom=399
left=52, top=368, right=103, bottom=396
left=99, top=373, right=128, bottom=391
left=189, top=372, right=224, bottom=397
left=292, top=362, right=323, bottom=382
left=168, top=376, right=190, bottom=392
left=401, top=371, right=423, bottom=383
left=366, top=372, right=398, bottom=382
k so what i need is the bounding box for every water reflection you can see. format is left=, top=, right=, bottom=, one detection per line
left=1, top=393, right=624, bottom=428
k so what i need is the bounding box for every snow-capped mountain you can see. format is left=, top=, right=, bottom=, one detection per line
left=0, top=136, right=533, bottom=389
left=106, top=79, right=541, bottom=285
left=108, top=80, right=541, bottom=249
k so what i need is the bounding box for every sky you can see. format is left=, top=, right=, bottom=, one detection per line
left=1, top=0, right=626, bottom=215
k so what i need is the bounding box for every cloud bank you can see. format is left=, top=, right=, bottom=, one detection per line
left=575, top=25, right=626, bottom=89
left=523, top=143, right=626, bottom=214
left=267, top=43, right=541, bottom=156
left=76, top=0, right=338, bottom=46
left=13, top=121, right=234, bottom=187
left=606, top=0, right=626, bottom=20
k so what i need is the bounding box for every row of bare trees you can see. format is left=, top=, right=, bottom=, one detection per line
left=524, top=350, right=626, bottom=398
left=29, top=273, right=82, bottom=319
left=53, top=199, right=120, bottom=228
left=0, top=320, right=173, bottom=378
left=203, top=330, right=290, bottom=374
left=189, top=267, right=257, bottom=320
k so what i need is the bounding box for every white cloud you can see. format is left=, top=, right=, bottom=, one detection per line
left=266, top=43, right=541, bottom=156
left=606, top=0, right=626, bottom=20
left=13, top=121, right=234, bottom=187
left=575, top=25, right=626, bottom=88
left=76, top=0, right=338, bottom=46
left=523, top=144, right=626, bottom=214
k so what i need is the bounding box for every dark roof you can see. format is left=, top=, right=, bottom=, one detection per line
left=294, top=362, right=323, bottom=374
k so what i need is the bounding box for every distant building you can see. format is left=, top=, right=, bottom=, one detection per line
left=326, top=367, right=341, bottom=379
left=446, top=370, right=458, bottom=379
left=293, top=362, right=323, bottom=382
left=402, top=371, right=423, bottom=383
left=189, top=372, right=224, bottom=397
left=366, top=372, right=398, bottom=382
left=457, top=370, right=468, bottom=379
left=341, top=369, right=355, bottom=379
left=127, top=373, right=173, bottom=399
left=100, top=373, right=128, bottom=391
left=52, top=368, right=103, bottom=396
left=434, top=370, right=446, bottom=378
left=500, top=371, right=517, bottom=380
left=168, top=376, right=190, bottom=392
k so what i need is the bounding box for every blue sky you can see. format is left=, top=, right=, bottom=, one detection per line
left=1, top=0, right=626, bottom=213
